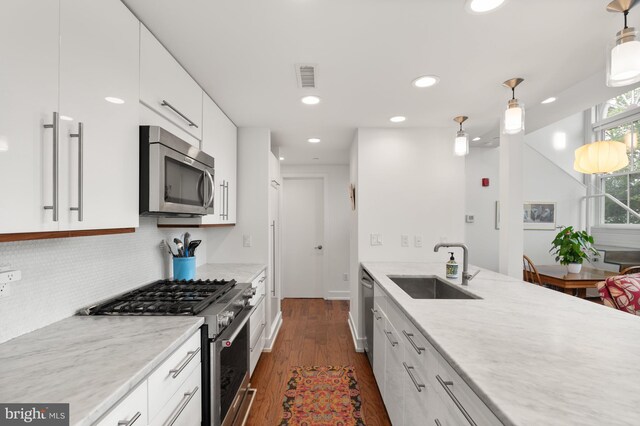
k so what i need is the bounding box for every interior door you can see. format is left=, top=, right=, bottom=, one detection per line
left=282, top=177, right=324, bottom=298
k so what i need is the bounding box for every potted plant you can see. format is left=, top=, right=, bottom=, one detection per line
left=549, top=226, right=599, bottom=273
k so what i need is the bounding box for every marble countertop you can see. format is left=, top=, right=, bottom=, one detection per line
left=362, top=262, right=640, bottom=426
left=196, top=263, right=267, bottom=283
left=0, top=316, right=203, bottom=426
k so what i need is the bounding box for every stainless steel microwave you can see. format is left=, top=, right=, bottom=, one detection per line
left=139, top=126, right=215, bottom=216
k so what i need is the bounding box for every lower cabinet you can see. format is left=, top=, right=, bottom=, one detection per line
left=249, top=270, right=267, bottom=376
left=95, top=329, right=202, bottom=426
left=372, top=281, right=502, bottom=426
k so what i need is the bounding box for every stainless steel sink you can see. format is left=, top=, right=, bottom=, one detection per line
left=388, top=276, right=481, bottom=300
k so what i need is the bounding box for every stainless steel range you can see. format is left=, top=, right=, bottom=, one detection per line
left=82, top=278, right=256, bottom=426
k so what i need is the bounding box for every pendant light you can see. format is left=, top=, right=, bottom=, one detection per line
left=502, top=78, right=525, bottom=135
left=574, top=141, right=629, bottom=174
left=606, top=0, right=640, bottom=87
left=453, top=116, right=469, bottom=156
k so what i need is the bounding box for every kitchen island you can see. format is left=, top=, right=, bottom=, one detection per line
left=362, top=262, right=640, bottom=426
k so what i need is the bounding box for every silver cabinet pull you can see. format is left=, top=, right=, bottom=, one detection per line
left=258, top=276, right=266, bottom=283
left=43, top=111, right=59, bottom=221
left=402, top=330, right=425, bottom=355
left=204, top=170, right=214, bottom=209
left=361, top=281, right=373, bottom=290
left=219, top=180, right=227, bottom=219
left=117, top=411, right=141, bottom=426
left=69, top=122, right=83, bottom=221
left=403, top=362, right=426, bottom=392
left=225, top=181, right=229, bottom=219
left=164, top=386, right=199, bottom=426
left=160, top=100, right=198, bottom=128
left=370, top=308, right=381, bottom=321
left=250, top=322, right=266, bottom=352
left=436, top=375, right=477, bottom=426
left=169, top=347, right=200, bottom=379
left=384, top=330, right=398, bottom=347
left=434, top=420, right=442, bottom=426
left=271, top=220, right=276, bottom=296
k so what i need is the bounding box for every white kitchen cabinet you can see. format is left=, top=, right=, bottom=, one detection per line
left=383, top=317, right=404, bottom=426
left=95, top=381, right=148, bottom=426
left=0, top=0, right=139, bottom=235
left=149, top=364, right=202, bottom=426
left=201, top=94, right=237, bottom=224
left=372, top=284, right=387, bottom=397
left=140, top=25, right=202, bottom=142
left=59, top=0, right=139, bottom=230
left=0, top=0, right=60, bottom=234
left=249, top=270, right=267, bottom=376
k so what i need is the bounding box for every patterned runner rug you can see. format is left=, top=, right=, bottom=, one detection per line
left=279, top=365, right=366, bottom=426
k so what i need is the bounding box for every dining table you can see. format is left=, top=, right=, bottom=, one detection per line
left=536, top=265, right=618, bottom=298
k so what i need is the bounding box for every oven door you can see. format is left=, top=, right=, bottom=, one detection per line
left=211, top=308, right=251, bottom=426
left=150, top=143, right=214, bottom=215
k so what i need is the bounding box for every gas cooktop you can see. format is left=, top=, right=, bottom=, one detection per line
left=84, top=278, right=237, bottom=316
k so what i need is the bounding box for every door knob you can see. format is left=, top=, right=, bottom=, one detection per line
left=315, top=245, right=323, bottom=250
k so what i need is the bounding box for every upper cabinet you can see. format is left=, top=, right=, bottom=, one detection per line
left=0, top=0, right=139, bottom=235
left=139, top=25, right=203, bottom=143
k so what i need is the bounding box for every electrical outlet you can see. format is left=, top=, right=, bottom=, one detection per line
left=343, top=273, right=349, bottom=281
left=377, top=234, right=383, bottom=245
left=414, top=235, right=423, bottom=248
left=0, top=269, right=21, bottom=284
left=401, top=235, right=409, bottom=247
left=243, top=235, right=252, bottom=247
left=0, top=283, right=9, bottom=299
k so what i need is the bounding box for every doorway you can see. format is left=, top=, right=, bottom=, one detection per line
left=282, top=177, right=325, bottom=298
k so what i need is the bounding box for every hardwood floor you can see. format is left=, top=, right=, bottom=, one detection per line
left=246, top=299, right=391, bottom=426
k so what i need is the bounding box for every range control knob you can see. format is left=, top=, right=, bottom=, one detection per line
left=243, top=287, right=257, bottom=298
left=234, top=299, right=248, bottom=308
left=217, top=311, right=235, bottom=328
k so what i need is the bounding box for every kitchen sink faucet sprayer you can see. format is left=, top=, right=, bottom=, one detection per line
left=433, top=243, right=480, bottom=286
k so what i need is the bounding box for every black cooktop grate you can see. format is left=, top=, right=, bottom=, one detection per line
left=88, top=279, right=236, bottom=316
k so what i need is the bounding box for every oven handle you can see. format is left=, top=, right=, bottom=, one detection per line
left=218, top=308, right=252, bottom=348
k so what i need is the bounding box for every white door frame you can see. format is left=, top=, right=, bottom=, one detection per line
left=281, top=173, right=330, bottom=299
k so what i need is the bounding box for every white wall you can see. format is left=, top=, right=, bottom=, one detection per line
left=348, top=136, right=360, bottom=349
left=465, top=148, right=500, bottom=271
left=281, top=164, right=350, bottom=300
left=0, top=218, right=207, bottom=343
left=357, top=128, right=466, bottom=262
left=206, top=128, right=270, bottom=264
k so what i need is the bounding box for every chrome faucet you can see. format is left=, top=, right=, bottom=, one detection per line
left=433, top=242, right=479, bottom=286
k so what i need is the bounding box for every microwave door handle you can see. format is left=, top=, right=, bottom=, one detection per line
left=204, top=170, right=214, bottom=209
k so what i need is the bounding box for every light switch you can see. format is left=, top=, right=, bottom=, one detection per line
left=414, top=235, right=423, bottom=248
left=465, top=214, right=475, bottom=223
left=401, top=235, right=409, bottom=247
left=243, top=234, right=252, bottom=247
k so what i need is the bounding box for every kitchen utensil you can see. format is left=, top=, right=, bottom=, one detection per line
left=184, top=232, right=191, bottom=256
left=173, top=237, right=185, bottom=257
left=162, top=239, right=177, bottom=257
left=188, top=240, right=201, bottom=256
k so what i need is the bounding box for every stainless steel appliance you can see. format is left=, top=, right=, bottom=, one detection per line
left=361, top=268, right=374, bottom=365
left=140, top=125, right=215, bottom=217
left=82, top=278, right=257, bottom=426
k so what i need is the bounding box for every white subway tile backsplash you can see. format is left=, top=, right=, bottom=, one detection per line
left=0, top=218, right=207, bottom=343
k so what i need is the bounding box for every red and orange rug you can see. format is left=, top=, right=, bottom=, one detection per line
left=279, top=365, right=366, bottom=426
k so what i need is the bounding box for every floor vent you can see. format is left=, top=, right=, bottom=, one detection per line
left=296, top=64, right=317, bottom=89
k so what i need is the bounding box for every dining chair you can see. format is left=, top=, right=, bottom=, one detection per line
left=523, top=255, right=543, bottom=286
left=621, top=266, right=640, bottom=275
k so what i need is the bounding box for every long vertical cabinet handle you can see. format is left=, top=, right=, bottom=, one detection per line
left=43, top=112, right=59, bottom=221
left=271, top=220, right=276, bottom=296
left=219, top=181, right=226, bottom=219
left=225, top=181, right=229, bottom=219
left=69, top=122, right=83, bottom=221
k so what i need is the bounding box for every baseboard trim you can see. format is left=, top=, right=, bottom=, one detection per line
left=348, top=312, right=365, bottom=353
left=262, top=311, right=283, bottom=352
left=326, top=290, right=350, bottom=300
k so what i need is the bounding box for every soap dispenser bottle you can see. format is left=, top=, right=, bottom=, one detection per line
left=446, top=252, right=459, bottom=279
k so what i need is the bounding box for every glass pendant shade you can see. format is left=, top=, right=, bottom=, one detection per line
left=454, top=131, right=469, bottom=156
left=574, top=141, right=629, bottom=174
left=607, top=28, right=640, bottom=87
left=503, top=102, right=525, bottom=135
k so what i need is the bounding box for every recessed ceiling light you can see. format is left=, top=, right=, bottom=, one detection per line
left=279, top=157, right=285, bottom=161
left=472, top=137, right=481, bottom=142
left=390, top=116, right=406, bottom=123
left=466, top=0, right=506, bottom=14
left=60, top=115, right=73, bottom=121
left=541, top=97, right=557, bottom=104
left=105, top=96, right=125, bottom=104
left=308, top=138, right=321, bottom=143
left=301, top=95, right=321, bottom=105
left=412, top=75, right=440, bottom=88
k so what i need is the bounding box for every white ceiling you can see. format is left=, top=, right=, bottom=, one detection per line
left=122, top=0, right=636, bottom=164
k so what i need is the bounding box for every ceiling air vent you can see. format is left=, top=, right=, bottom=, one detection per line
left=296, top=64, right=317, bottom=89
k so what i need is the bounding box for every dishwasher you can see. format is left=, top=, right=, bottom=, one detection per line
left=360, top=268, right=375, bottom=366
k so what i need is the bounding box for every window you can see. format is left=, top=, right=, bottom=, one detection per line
left=594, top=87, right=640, bottom=225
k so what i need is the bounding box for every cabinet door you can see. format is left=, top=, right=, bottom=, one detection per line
left=140, top=25, right=202, bottom=141
left=0, top=0, right=60, bottom=233
left=403, top=353, right=432, bottom=426
left=59, top=0, right=139, bottom=230
left=96, top=381, right=148, bottom=426
left=201, top=94, right=237, bottom=224
left=383, top=319, right=404, bottom=426
left=372, top=303, right=386, bottom=397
